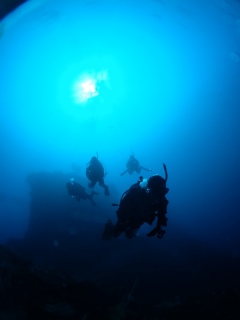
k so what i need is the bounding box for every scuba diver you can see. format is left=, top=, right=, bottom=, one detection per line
left=86, top=155, right=110, bottom=196
left=66, top=178, right=98, bottom=206
left=102, top=163, right=169, bottom=240
left=120, top=154, right=152, bottom=176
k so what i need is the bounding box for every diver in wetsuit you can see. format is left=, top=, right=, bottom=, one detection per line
left=66, top=178, right=98, bottom=206
left=103, top=164, right=169, bottom=240
left=86, top=156, right=110, bottom=196
left=120, top=155, right=152, bottom=176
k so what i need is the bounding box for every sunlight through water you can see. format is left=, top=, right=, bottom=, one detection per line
left=72, top=70, right=108, bottom=104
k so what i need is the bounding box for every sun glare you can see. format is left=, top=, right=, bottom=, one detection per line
left=73, top=78, right=98, bottom=103
left=72, top=71, right=108, bottom=104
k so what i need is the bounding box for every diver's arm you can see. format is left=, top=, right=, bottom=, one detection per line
left=147, top=210, right=167, bottom=238
left=140, top=166, right=152, bottom=172
left=120, top=169, right=128, bottom=176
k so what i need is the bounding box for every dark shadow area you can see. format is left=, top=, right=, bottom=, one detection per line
left=0, top=0, right=27, bottom=21
left=1, top=171, right=239, bottom=319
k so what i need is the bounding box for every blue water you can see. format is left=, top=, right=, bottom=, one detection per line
left=0, top=0, right=239, bottom=256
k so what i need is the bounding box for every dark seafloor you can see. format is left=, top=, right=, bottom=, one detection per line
left=0, top=171, right=239, bottom=320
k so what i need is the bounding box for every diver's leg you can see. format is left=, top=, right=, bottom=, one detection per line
left=89, top=190, right=99, bottom=206
left=99, top=178, right=110, bottom=196
left=89, top=198, right=96, bottom=206
left=102, top=220, right=114, bottom=240
left=103, top=184, right=110, bottom=196
left=112, top=220, right=125, bottom=238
